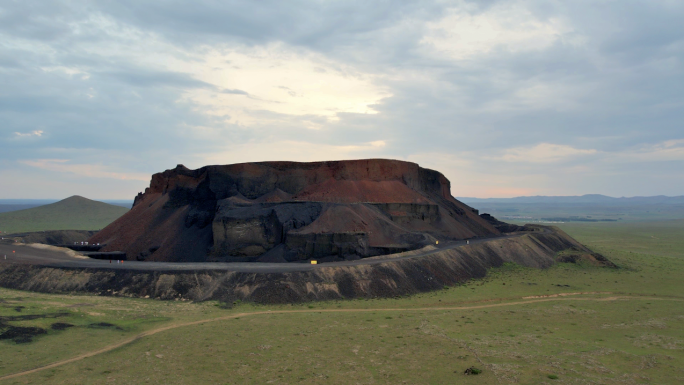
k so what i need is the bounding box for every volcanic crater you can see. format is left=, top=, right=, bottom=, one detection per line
left=91, top=159, right=501, bottom=263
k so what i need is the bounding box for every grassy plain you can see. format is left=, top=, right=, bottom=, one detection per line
left=1, top=220, right=684, bottom=384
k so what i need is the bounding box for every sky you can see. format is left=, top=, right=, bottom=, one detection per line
left=1, top=0, right=683, bottom=199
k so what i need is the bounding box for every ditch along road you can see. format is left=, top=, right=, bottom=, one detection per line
left=0, top=229, right=548, bottom=273
left=0, top=292, right=681, bottom=382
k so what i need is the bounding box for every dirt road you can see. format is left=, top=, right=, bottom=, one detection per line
left=0, top=231, right=537, bottom=273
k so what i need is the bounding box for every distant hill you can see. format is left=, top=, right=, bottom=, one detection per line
left=0, top=196, right=130, bottom=234
left=0, top=199, right=132, bottom=213
left=459, top=194, right=684, bottom=205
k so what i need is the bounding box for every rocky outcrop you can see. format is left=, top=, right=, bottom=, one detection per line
left=479, top=213, right=528, bottom=233
left=91, top=159, right=500, bottom=262
left=1, top=226, right=597, bottom=303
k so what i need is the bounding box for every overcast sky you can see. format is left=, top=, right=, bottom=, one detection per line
left=1, top=0, right=683, bottom=199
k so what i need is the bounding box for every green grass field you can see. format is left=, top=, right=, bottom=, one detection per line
left=1, top=220, right=684, bottom=384
left=555, top=220, right=684, bottom=260
left=0, top=196, right=128, bottom=234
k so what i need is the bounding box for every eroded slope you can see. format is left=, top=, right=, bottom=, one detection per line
left=91, top=159, right=498, bottom=262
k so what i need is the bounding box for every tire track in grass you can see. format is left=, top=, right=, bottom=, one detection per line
left=1, top=292, right=682, bottom=381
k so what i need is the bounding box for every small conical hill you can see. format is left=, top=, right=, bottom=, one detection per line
left=0, top=196, right=129, bottom=234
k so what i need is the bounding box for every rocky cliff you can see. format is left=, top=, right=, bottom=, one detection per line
left=1, top=226, right=605, bottom=304
left=90, top=159, right=499, bottom=262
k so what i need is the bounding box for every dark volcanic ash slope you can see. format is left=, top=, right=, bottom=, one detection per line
left=0, top=226, right=612, bottom=304
left=90, top=159, right=499, bottom=262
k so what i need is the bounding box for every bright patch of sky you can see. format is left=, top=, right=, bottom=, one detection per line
left=0, top=0, right=683, bottom=198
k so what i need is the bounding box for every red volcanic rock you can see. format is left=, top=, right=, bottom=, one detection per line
left=91, top=159, right=499, bottom=262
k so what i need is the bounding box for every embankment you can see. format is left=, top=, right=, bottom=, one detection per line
left=0, top=227, right=601, bottom=304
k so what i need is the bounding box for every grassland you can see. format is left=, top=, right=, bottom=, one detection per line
left=1, top=220, right=684, bottom=384
left=0, top=196, right=128, bottom=234
left=554, top=220, right=684, bottom=260
left=467, top=201, right=684, bottom=223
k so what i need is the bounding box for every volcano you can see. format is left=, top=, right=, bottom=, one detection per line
left=90, top=159, right=501, bottom=262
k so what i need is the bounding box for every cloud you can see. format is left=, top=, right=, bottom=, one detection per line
left=405, top=151, right=549, bottom=198
left=14, top=130, right=44, bottom=138
left=611, top=139, right=684, bottom=162
left=0, top=0, right=683, bottom=198
left=221, top=88, right=249, bottom=95
left=40, top=66, right=90, bottom=80
left=178, top=44, right=392, bottom=126
left=198, top=139, right=391, bottom=167
left=20, top=159, right=150, bottom=181
left=102, top=68, right=215, bottom=89
left=496, top=143, right=598, bottom=163
left=650, top=139, right=684, bottom=160
left=277, top=86, right=297, bottom=97
left=90, top=0, right=435, bottom=52
left=422, top=2, right=571, bottom=60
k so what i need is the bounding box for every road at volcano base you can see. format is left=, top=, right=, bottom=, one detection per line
left=0, top=230, right=545, bottom=273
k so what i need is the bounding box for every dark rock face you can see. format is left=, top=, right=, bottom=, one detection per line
left=479, top=213, right=529, bottom=233
left=91, top=159, right=499, bottom=262
left=212, top=202, right=323, bottom=260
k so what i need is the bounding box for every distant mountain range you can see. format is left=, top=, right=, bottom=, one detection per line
left=458, top=194, right=684, bottom=205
